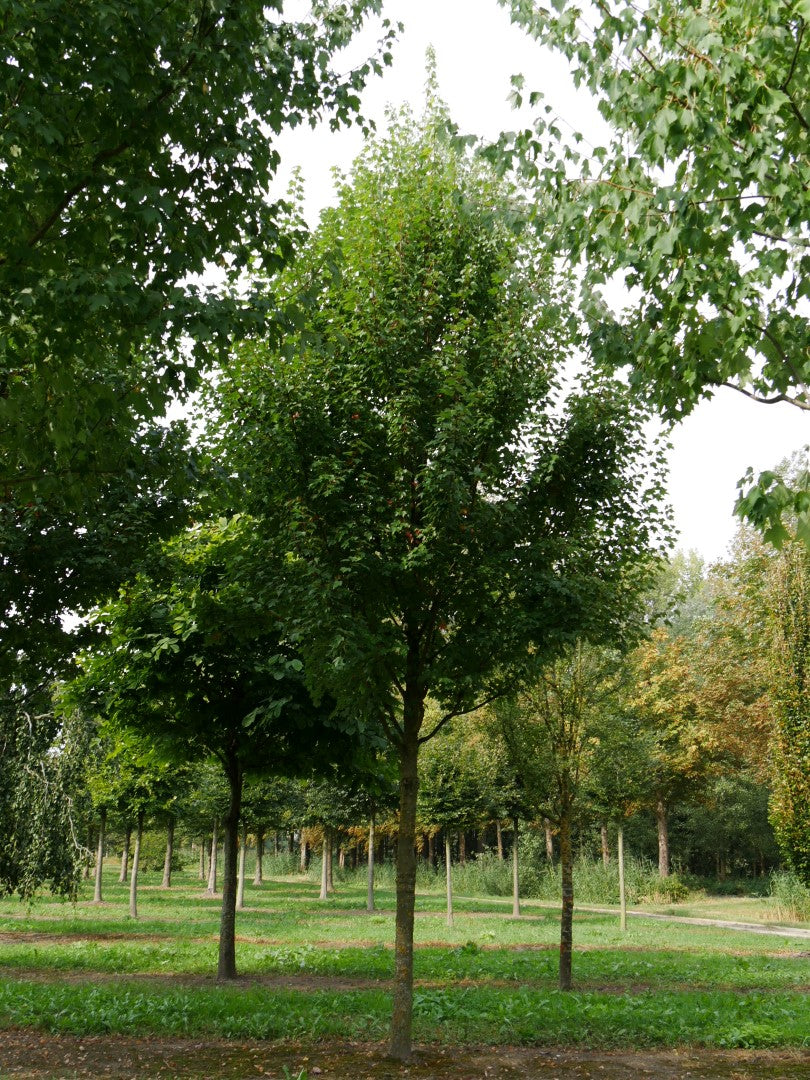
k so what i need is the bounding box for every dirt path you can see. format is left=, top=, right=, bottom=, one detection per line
left=1, top=1032, right=809, bottom=1080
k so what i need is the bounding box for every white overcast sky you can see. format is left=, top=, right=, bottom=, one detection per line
left=272, top=0, right=809, bottom=564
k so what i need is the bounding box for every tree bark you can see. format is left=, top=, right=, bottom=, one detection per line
left=367, top=814, right=376, bottom=913
left=458, top=831, right=466, bottom=866
left=93, top=808, right=106, bottom=904
left=119, top=825, right=131, bottom=884
left=445, top=832, right=454, bottom=928
left=207, top=820, right=218, bottom=895
left=544, top=818, right=554, bottom=862
left=600, top=823, right=610, bottom=866
left=496, top=820, right=504, bottom=861
left=656, top=797, right=670, bottom=878
left=389, top=691, right=422, bottom=1063
left=559, top=806, right=574, bottom=991
left=427, top=832, right=435, bottom=867
left=217, top=752, right=243, bottom=982
left=162, top=815, right=175, bottom=889
left=319, top=830, right=329, bottom=900
left=511, top=817, right=521, bottom=918
left=129, top=810, right=144, bottom=920
left=199, top=837, right=206, bottom=881
left=326, top=830, right=334, bottom=893
left=618, top=824, right=627, bottom=933
left=236, top=822, right=247, bottom=911
left=300, top=835, right=308, bottom=873
left=253, top=827, right=264, bottom=886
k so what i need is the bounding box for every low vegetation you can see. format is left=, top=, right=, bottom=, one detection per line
left=1, top=862, right=808, bottom=1058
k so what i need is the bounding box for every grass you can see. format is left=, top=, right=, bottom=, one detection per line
left=0, top=861, right=808, bottom=1051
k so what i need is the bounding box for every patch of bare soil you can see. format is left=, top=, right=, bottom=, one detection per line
left=0, top=1033, right=809, bottom=1080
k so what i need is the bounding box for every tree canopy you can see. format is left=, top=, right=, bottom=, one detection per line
left=500, top=0, right=810, bottom=542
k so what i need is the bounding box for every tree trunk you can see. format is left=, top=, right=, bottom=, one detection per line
left=129, top=810, right=144, bottom=920
left=217, top=752, right=243, bottom=982
left=656, top=797, right=670, bottom=878
left=389, top=696, right=422, bottom=1063
left=600, top=823, right=610, bottom=866
left=93, top=808, right=106, bottom=903
left=458, top=831, right=466, bottom=866
left=253, top=827, right=264, bottom=886
left=544, top=818, right=554, bottom=862
left=367, top=814, right=376, bottom=913
left=326, top=830, right=334, bottom=893
left=511, top=817, right=521, bottom=918
left=496, top=820, right=504, bottom=861
left=162, top=815, right=175, bottom=889
left=427, top=832, right=435, bottom=867
left=300, top=835, right=308, bottom=873
left=559, top=806, right=574, bottom=991
left=274, top=831, right=279, bottom=856
left=199, top=837, right=206, bottom=881
left=119, top=825, right=131, bottom=884
left=319, top=831, right=329, bottom=900
left=618, top=824, right=627, bottom=933
left=339, top=846, right=346, bottom=870
left=236, top=822, right=247, bottom=911
left=445, top=832, right=454, bottom=928
left=207, top=820, right=218, bottom=895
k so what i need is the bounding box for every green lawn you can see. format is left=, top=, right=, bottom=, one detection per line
left=0, top=864, right=808, bottom=1051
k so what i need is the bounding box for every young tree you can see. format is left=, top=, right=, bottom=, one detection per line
left=79, top=517, right=372, bottom=979
left=214, top=93, right=666, bottom=1058
left=501, top=0, right=810, bottom=542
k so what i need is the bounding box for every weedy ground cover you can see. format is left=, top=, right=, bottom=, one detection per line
left=0, top=863, right=808, bottom=1056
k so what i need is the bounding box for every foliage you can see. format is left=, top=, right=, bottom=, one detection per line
left=769, top=870, right=810, bottom=922
left=766, top=541, right=810, bottom=885
left=500, top=0, right=810, bottom=542
left=1, top=0, right=396, bottom=499
left=0, top=694, right=91, bottom=899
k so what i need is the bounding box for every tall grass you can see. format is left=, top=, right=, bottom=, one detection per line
left=769, top=871, right=810, bottom=922
left=324, top=849, right=691, bottom=905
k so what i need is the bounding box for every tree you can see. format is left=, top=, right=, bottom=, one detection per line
left=214, top=91, right=667, bottom=1059
left=500, top=0, right=810, bottom=542
left=78, top=516, right=369, bottom=979
left=496, top=643, right=622, bottom=988
left=766, top=541, right=810, bottom=884
left=0, top=0, right=397, bottom=750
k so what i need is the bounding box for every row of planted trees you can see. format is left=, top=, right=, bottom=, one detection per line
left=4, top=92, right=810, bottom=1062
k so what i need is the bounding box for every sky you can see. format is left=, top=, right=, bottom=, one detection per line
left=273, top=0, right=809, bottom=564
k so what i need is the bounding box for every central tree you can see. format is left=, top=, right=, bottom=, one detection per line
left=214, top=88, right=667, bottom=1060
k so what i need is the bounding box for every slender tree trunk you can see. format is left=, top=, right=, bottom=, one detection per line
left=207, top=821, right=219, bottom=895
left=511, top=817, right=521, bottom=918
left=253, top=827, right=264, bottom=886
left=427, top=832, right=435, bottom=867
left=600, top=823, right=610, bottom=866
left=458, top=831, right=466, bottom=866
left=129, top=810, right=144, bottom=920
left=217, top=752, right=243, bottom=982
left=618, top=824, right=627, bottom=933
left=656, top=797, right=670, bottom=878
left=544, top=818, right=554, bottom=862
left=300, top=835, right=308, bottom=873
left=326, top=830, right=334, bottom=893
left=389, top=693, right=422, bottom=1063
left=445, top=832, right=454, bottom=928
left=274, top=831, right=279, bottom=856
left=367, top=814, right=376, bottom=913
left=319, top=831, right=329, bottom=901
left=199, top=837, right=206, bottom=881
left=162, top=815, right=175, bottom=889
left=496, top=820, right=504, bottom=861
left=559, top=806, right=574, bottom=991
left=236, top=823, right=247, bottom=911
left=339, top=846, right=346, bottom=870
left=93, top=808, right=106, bottom=903
left=119, top=825, right=131, bottom=884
